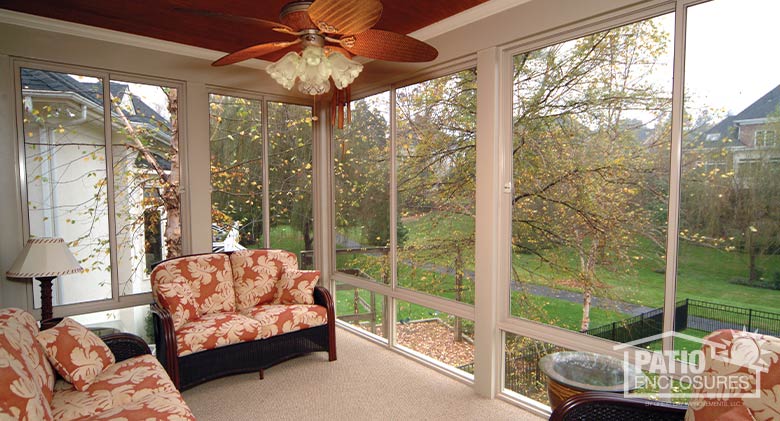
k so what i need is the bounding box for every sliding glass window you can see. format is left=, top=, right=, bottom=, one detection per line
left=19, top=64, right=182, bottom=326
left=209, top=94, right=264, bottom=251
left=268, top=102, right=314, bottom=268
left=509, top=14, right=674, bottom=342
left=676, top=0, right=780, bottom=343
left=333, top=92, right=391, bottom=284
left=396, top=69, right=477, bottom=304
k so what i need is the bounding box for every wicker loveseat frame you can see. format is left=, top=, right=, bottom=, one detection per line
left=549, top=392, right=686, bottom=420
left=152, top=286, right=336, bottom=390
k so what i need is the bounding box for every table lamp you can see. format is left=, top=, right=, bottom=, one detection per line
left=6, top=237, right=83, bottom=321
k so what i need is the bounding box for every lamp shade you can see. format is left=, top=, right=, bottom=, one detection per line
left=6, top=238, right=83, bottom=278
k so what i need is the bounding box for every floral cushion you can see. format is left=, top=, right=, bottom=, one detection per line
left=241, top=304, right=328, bottom=339
left=152, top=254, right=236, bottom=315
left=50, top=354, right=194, bottom=421
left=36, top=318, right=115, bottom=392
left=0, top=310, right=54, bottom=421
left=175, top=313, right=264, bottom=357
left=0, top=308, right=55, bottom=402
left=685, top=329, right=780, bottom=421
left=273, top=269, right=319, bottom=305
left=265, top=249, right=299, bottom=270
left=155, top=277, right=201, bottom=330
left=230, top=250, right=283, bottom=310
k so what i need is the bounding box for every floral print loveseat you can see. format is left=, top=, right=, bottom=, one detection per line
left=0, top=307, right=194, bottom=420
left=150, top=249, right=336, bottom=390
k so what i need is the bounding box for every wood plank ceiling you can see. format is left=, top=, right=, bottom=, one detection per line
left=0, top=0, right=490, bottom=60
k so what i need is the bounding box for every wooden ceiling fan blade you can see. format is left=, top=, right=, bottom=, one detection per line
left=324, top=45, right=354, bottom=59
left=344, top=29, right=438, bottom=62
left=307, top=0, right=382, bottom=35
left=174, top=7, right=292, bottom=31
left=257, top=44, right=304, bottom=62
left=213, top=41, right=300, bottom=66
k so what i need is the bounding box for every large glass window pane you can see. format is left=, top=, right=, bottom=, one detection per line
left=334, top=92, right=391, bottom=283
left=395, top=69, right=477, bottom=303
left=111, top=80, right=180, bottom=296
left=70, top=304, right=153, bottom=344
left=510, top=15, right=674, bottom=341
left=677, top=0, right=780, bottom=341
left=209, top=94, right=264, bottom=252
left=335, top=281, right=387, bottom=339
left=21, top=68, right=111, bottom=306
left=395, top=300, right=474, bottom=375
left=267, top=102, right=314, bottom=267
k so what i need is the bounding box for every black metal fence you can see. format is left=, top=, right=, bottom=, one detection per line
left=585, top=300, right=688, bottom=345
left=685, top=299, right=780, bottom=336
left=458, top=340, right=563, bottom=402
left=586, top=298, right=780, bottom=344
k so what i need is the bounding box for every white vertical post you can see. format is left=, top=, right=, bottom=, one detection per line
left=312, top=98, right=332, bottom=282
left=662, top=0, right=688, bottom=357
left=474, top=46, right=504, bottom=398
left=388, top=87, right=398, bottom=348
left=184, top=82, right=212, bottom=254
left=261, top=99, right=271, bottom=249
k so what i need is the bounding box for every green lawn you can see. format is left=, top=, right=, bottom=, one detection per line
left=335, top=283, right=624, bottom=333
left=329, top=210, right=780, bottom=336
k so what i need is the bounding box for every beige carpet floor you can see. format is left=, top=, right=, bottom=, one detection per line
left=182, top=328, right=546, bottom=421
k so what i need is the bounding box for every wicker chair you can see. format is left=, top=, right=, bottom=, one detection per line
left=549, top=392, right=686, bottom=421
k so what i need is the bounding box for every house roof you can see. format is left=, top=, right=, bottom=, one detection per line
left=21, top=67, right=172, bottom=170
left=21, top=67, right=170, bottom=130
left=733, top=84, right=780, bottom=122
left=703, top=84, right=780, bottom=143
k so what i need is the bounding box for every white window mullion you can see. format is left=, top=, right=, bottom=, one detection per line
left=388, top=86, right=399, bottom=348
left=261, top=99, right=270, bottom=249
left=103, top=75, right=121, bottom=305
left=661, top=0, right=688, bottom=356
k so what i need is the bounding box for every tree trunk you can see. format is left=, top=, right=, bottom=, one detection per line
left=303, top=218, right=313, bottom=255
left=163, top=89, right=181, bottom=257
left=579, top=237, right=599, bottom=332
left=581, top=290, right=592, bottom=332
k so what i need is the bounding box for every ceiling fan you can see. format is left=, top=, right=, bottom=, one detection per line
left=188, top=0, right=438, bottom=100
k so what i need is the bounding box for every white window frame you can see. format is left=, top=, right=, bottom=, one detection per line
left=13, top=58, right=188, bottom=318
left=206, top=87, right=315, bottom=256
left=330, top=60, right=479, bottom=384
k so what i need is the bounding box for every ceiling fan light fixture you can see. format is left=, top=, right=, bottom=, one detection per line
left=329, top=52, right=363, bottom=90
left=266, top=51, right=301, bottom=90
left=265, top=45, right=363, bottom=96
left=297, top=45, right=332, bottom=95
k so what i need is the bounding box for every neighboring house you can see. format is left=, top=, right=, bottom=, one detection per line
left=700, top=84, right=780, bottom=178
left=21, top=68, right=172, bottom=328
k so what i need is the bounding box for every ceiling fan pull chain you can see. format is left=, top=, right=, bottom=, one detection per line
left=346, top=85, right=352, bottom=124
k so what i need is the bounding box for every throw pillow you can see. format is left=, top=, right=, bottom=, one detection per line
left=36, top=318, right=115, bottom=391
left=273, top=269, right=319, bottom=305
left=155, top=276, right=201, bottom=330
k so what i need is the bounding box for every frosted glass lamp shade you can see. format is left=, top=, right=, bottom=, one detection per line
left=329, top=52, right=363, bottom=90
left=265, top=45, right=363, bottom=97
left=298, top=46, right=332, bottom=95
left=266, top=52, right=302, bottom=90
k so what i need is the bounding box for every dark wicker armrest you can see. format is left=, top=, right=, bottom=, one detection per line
left=550, top=391, right=687, bottom=421
left=150, top=303, right=181, bottom=389
left=313, top=286, right=337, bottom=361
left=102, top=333, right=151, bottom=362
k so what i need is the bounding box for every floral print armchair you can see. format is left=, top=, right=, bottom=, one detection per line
left=0, top=308, right=194, bottom=421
